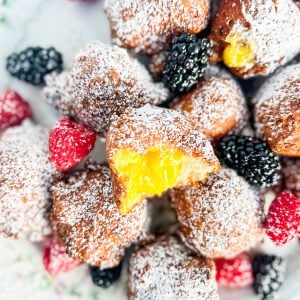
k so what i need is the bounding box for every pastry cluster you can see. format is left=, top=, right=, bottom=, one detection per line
left=1, top=0, right=300, bottom=299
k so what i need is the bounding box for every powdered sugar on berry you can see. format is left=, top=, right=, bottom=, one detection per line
left=264, top=192, right=300, bottom=246
left=0, top=89, right=32, bottom=130
left=215, top=253, right=253, bottom=287
left=43, top=237, right=81, bottom=276
left=0, top=120, right=55, bottom=241
left=49, top=119, right=96, bottom=171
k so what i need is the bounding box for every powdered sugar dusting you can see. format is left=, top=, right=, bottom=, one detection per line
left=277, top=158, right=300, bottom=198
left=215, top=253, right=254, bottom=287
left=44, top=71, right=70, bottom=112
left=128, top=235, right=219, bottom=300
left=43, top=237, right=81, bottom=275
left=0, top=89, right=32, bottom=130
left=0, top=120, right=55, bottom=241
left=171, top=168, right=264, bottom=258
left=105, top=0, right=210, bottom=55
left=254, top=63, right=300, bottom=153
left=44, top=42, right=169, bottom=137
left=172, top=66, right=248, bottom=140
left=264, top=192, right=300, bottom=246
left=238, top=0, right=300, bottom=76
left=52, top=162, right=149, bottom=269
left=107, top=104, right=219, bottom=165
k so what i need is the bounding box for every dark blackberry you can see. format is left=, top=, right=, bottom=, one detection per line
left=217, top=135, right=280, bottom=187
left=252, top=254, right=286, bottom=300
left=6, top=47, right=63, bottom=85
left=162, top=34, right=213, bottom=93
left=90, top=262, right=123, bottom=288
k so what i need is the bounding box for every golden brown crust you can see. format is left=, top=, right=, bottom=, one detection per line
left=52, top=161, right=149, bottom=268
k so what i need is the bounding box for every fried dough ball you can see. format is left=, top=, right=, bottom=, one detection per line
left=128, top=235, right=219, bottom=300
left=0, top=121, right=55, bottom=241
left=209, top=0, right=300, bottom=78
left=52, top=161, right=149, bottom=268
left=44, top=42, right=169, bottom=137
left=106, top=105, right=220, bottom=215
left=171, top=168, right=264, bottom=258
left=254, top=63, right=300, bottom=157
left=105, top=0, right=210, bottom=55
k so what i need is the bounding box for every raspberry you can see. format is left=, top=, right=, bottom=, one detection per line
left=215, top=253, right=253, bottom=288
left=43, top=237, right=81, bottom=276
left=0, top=89, right=32, bottom=130
left=49, top=119, right=96, bottom=171
left=264, top=192, right=300, bottom=246
left=90, top=262, right=123, bottom=288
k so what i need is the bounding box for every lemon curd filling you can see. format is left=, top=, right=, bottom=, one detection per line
left=223, top=33, right=256, bottom=68
left=113, top=146, right=184, bottom=214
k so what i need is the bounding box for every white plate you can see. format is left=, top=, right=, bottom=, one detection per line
left=0, top=1, right=299, bottom=299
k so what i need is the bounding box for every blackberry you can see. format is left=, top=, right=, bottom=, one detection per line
left=217, top=135, right=280, bottom=187
left=163, top=34, right=213, bottom=93
left=90, top=262, right=123, bottom=288
left=252, top=254, right=286, bottom=300
left=6, top=47, right=63, bottom=85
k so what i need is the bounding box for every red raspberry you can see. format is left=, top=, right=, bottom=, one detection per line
left=264, top=192, right=300, bottom=246
left=43, top=237, right=81, bottom=276
left=49, top=119, right=96, bottom=171
left=0, top=89, right=32, bottom=130
left=215, top=253, right=253, bottom=287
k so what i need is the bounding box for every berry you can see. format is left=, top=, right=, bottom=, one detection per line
left=90, top=263, right=123, bottom=288
left=264, top=192, right=300, bottom=246
left=217, top=135, right=280, bottom=187
left=215, top=253, right=253, bottom=288
left=6, top=47, right=63, bottom=85
left=252, top=254, right=286, bottom=300
left=49, top=119, right=96, bottom=171
left=0, top=89, right=32, bottom=130
left=163, top=34, right=213, bottom=93
left=43, top=237, right=81, bottom=276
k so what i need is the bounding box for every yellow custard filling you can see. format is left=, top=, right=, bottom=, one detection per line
left=113, top=146, right=184, bottom=214
left=223, top=33, right=256, bottom=68
left=113, top=146, right=218, bottom=214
